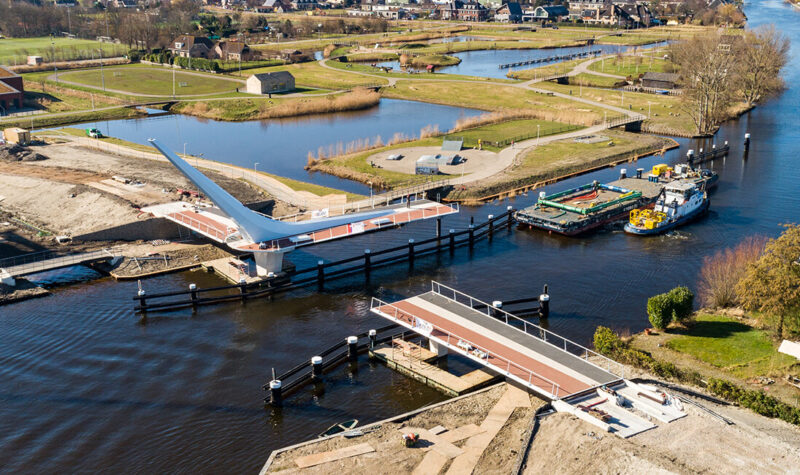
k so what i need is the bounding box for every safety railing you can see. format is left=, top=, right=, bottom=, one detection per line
left=430, top=281, right=625, bottom=379
left=168, top=212, right=230, bottom=242
left=371, top=297, right=563, bottom=399
left=2, top=247, right=121, bottom=276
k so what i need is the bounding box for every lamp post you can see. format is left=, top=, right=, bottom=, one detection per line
left=536, top=124, right=540, bottom=145
left=648, top=101, right=652, bottom=119
left=98, top=49, right=105, bottom=92
left=368, top=181, right=373, bottom=208
left=254, top=162, right=260, bottom=173
left=51, top=36, right=58, bottom=84
left=183, top=143, right=187, bottom=157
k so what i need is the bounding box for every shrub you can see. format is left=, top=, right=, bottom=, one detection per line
left=698, top=236, right=766, bottom=308
left=127, top=49, right=141, bottom=62
left=593, top=326, right=624, bottom=356
left=647, top=293, right=672, bottom=329
left=668, top=286, right=694, bottom=323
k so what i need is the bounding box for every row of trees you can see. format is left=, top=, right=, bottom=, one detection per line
left=0, top=0, right=200, bottom=50
left=698, top=225, right=800, bottom=338
left=671, top=27, right=790, bottom=135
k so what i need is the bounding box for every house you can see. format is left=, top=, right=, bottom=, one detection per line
left=214, top=41, right=250, bottom=61
left=372, top=4, right=407, bottom=18
left=0, top=66, right=24, bottom=112
left=457, top=1, right=489, bottom=21
left=291, top=0, right=318, bottom=9
left=439, top=0, right=461, bottom=20
left=641, top=72, right=679, bottom=89
left=495, top=2, right=522, bottom=22
left=246, top=72, right=295, bottom=94
left=114, top=0, right=138, bottom=7
left=568, top=0, right=610, bottom=19
left=531, top=5, right=569, bottom=21
left=615, top=0, right=653, bottom=26
left=169, top=35, right=215, bottom=59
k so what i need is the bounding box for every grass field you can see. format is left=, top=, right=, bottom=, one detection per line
left=532, top=80, right=693, bottom=134
left=239, top=61, right=389, bottom=89
left=58, top=67, right=242, bottom=96
left=325, top=59, right=512, bottom=83
left=384, top=81, right=606, bottom=125
left=507, top=58, right=585, bottom=80
left=666, top=314, right=796, bottom=376
left=444, top=118, right=581, bottom=152
left=588, top=55, right=675, bottom=77
left=567, top=73, right=627, bottom=88
left=0, top=37, right=128, bottom=65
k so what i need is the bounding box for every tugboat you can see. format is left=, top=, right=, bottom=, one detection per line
left=624, top=180, right=709, bottom=235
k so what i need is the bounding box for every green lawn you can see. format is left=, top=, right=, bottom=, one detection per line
left=588, top=55, right=675, bottom=77
left=519, top=130, right=640, bottom=170
left=239, top=61, right=389, bottom=89
left=568, top=73, right=627, bottom=88
left=384, top=81, right=606, bottom=125
left=325, top=59, right=515, bottom=83
left=507, top=58, right=585, bottom=80
left=445, top=119, right=582, bottom=152
left=58, top=67, right=242, bottom=96
left=0, top=36, right=128, bottom=65
left=666, top=314, right=796, bottom=375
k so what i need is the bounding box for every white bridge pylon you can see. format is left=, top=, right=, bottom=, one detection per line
left=143, top=139, right=459, bottom=275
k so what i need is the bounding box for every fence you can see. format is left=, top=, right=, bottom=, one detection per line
left=133, top=208, right=515, bottom=314
left=430, top=281, right=625, bottom=379
left=371, top=295, right=565, bottom=399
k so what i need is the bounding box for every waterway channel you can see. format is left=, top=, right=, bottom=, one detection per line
left=3, top=2, right=800, bottom=471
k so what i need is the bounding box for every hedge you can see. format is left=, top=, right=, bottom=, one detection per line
left=647, top=286, right=695, bottom=328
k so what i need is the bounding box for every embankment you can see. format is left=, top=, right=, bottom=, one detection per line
left=172, top=88, right=380, bottom=121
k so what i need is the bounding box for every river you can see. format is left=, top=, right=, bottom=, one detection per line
left=3, top=2, right=800, bottom=471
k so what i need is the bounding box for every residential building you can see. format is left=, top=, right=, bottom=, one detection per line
left=246, top=72, right=296, bottom=94
left=169, top=35, right=215, bottom=58
left=457, top=1, right=489, bottom=21
left=495, top=2, right=522, bottom=22
left=0, top=66, right=24, bottom=112
left=214, top=41, right=250, bottom=61
left=531, top=4, right=569, bottom=21
left=291, top=0, right=318, bottom=9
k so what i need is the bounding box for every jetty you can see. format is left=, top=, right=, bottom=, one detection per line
left=498, top=49, right=601, bottom=69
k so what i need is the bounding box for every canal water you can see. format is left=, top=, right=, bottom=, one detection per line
left=84, top=99, right=483, bottom=195
left=376, top=41, right=668, bottom=79
left=3, top=2, right=800, bottom=471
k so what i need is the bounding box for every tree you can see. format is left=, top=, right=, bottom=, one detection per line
left=671, top=32, right=735, bottom=135
left=737, top=225, right=800, bottom=338
left=733, top=26, right=790, bottom=107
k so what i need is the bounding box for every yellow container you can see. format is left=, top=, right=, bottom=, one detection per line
left=651, top=164, right=669, bottom=176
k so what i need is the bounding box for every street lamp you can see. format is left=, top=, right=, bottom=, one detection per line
left=51, top=36, right=58, bottom=83
left=368, top=181, right=373, bottom=208
left=536, top=124, right=540, bottom=145
left=183, top=143, right=187, bottom=157
left=648, top=101, right=652, bottom=119
left=254, top=162, right=260, bottom=173
left=98, top=49, right=105, bottom=92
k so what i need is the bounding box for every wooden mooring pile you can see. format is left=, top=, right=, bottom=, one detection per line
left=133, top=207, right=515, bottom=317
left=686, top=142, right=730, bottom=165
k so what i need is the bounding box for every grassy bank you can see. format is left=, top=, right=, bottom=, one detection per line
left=0, top=36, right=128, bottom=65
left=325, top=59, right=514, bottom=83
left=171, top=88, right=380, bottom=121
left=383, top=81, right=606, bottom=125
left=343, top=52, right=399, bottom=62
left=408, top=54, right=461, bottom=67
left=630, top=312, right=800, bottom=406
left=237, top=61, right=389, bottom=89
left=1, top=106, right=143, bottom=130
left=588, top=55, right=675, bottom=77
left=567, top=73, right=627, bottom=88
left=449, top=131, right=674, bottom=201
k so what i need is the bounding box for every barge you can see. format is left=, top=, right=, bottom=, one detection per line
left=515, top=178, right=664, bottom=236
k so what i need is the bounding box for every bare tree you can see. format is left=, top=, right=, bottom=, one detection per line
left=671, top=32, right=735, bottom=135
left=734, top=26, right=790, bottom=107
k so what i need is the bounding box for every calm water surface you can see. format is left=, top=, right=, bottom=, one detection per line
left=3, top=2, right=800, bottom=471
left=84, top=99, right=482, bottom=195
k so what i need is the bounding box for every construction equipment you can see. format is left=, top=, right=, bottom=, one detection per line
left=629, top=209, right=667, bottom=230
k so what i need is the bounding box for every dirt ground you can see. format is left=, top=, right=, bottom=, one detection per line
left=267, top=383, right=547, bottom=474
left=109, top=242, right=233, bottom=278
left=0, top=141, right=297, bottom=252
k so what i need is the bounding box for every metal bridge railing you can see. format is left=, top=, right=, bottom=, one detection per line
left=430, top=281, right=625, bottom=379
left=371, top=297, right=563, bottom=399
left=2, top=247, right=121, bottom=276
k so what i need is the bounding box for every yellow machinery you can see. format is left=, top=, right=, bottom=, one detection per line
left=651, top=164, right=672, bottom=176
left=630, top=209, right=667, bottom=230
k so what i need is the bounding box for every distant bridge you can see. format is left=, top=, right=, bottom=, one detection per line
left=0, top=248, right=120, bottom=277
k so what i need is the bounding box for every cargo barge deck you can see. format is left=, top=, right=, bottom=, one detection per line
left=515, top=178, right=665, bottom=236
